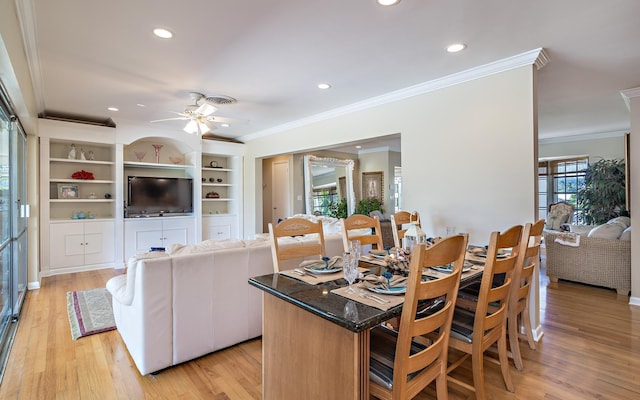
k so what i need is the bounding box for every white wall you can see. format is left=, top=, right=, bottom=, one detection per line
left=244, top=66, right=537, bottom=245
left=627, top=92, right=640, bottom=303
left=539, top=134, right=625, bottom=162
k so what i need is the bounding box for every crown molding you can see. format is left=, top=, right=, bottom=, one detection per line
left=15, top=0, right=45, bottom=114
left=620, top=86, right=640, bottom=110
left=538, top=130, right=628, bottom=144
left=240, top=48, right=549, bottom=142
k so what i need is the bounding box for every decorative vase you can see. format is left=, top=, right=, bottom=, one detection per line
left=134, top=151, right=146, bottom=161
left=152, top=144, right=163, bottom=163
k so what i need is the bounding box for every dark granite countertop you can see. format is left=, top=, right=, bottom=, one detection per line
left=248, top=274, right=402, bottom=333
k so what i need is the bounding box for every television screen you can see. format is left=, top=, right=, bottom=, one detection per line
left=127, top=176, right=193, bottom=216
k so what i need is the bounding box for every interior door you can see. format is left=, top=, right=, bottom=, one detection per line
left=272, top=160, right=291, bottom=224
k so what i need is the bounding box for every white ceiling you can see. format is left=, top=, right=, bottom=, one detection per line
left=17, top=0, right=640, bottom=149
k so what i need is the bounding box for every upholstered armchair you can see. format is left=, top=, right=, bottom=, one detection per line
left=546, top=202, right=574, bottom=231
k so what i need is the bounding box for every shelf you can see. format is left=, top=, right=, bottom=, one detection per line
left=50, top=179, right=114, bottom=184
left=50, top=217, right=115, bottom=223
left=202, top=183, right=233, bottom=187
left=125, top=161, right=193, bottom=170
left=202, top=167, right=233, bottom=172
left=50, top=157, right=115, bottom=165
left=202, top=198, right=233, bottom=202
left=50, top=199, right=115, bottom=203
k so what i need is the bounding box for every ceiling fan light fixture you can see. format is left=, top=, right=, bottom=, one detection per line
left=183, top=120, right=199, bottom=134
left=195, top=103, right=217, bottom=116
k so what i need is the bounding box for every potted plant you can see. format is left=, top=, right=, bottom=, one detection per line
left=577, top=158, right=627, bottom=225
left=328, top=198, right=348, bottom=219
left=355, top=197, right=383, bottom=216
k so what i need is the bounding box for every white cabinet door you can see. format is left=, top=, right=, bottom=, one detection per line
left=203, top=215, right=238, bottom=240
left=84, top=221, right=115, bottom=265
left=124, top=217, right=195, bottom=259
left=50, top=223, right=85, bottom=268
left=163, top=226, right=189, bottom=246
left=50, top=221, right=115, bottom=268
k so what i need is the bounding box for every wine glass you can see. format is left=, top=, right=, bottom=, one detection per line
left=349, top=240, right=361, bottom=262
left=343, top=252, right=358, bottom=293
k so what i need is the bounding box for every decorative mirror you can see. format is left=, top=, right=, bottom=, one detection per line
left=304, top=155, right=355, bottom=216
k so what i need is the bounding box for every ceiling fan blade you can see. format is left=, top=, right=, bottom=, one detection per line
left=150, top=117, right=189, bottom=123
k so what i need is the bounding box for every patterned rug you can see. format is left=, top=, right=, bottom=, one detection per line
left=66, top=288, right=116, bottom=340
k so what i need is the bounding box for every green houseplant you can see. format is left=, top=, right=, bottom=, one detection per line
left=355, top=197, right=383, bottom=216
left=328, top=198, right=348, bottom=219
left=577, top=158, right=627, bottom=225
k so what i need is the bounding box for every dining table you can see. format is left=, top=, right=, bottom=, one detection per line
left=248, top=250, right=485, bottom=400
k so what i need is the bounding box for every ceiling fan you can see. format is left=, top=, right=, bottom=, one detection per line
left=151, top=92, right=237, bottom=135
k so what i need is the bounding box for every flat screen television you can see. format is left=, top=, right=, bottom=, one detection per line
left=127, top=176, right=193, bottom=216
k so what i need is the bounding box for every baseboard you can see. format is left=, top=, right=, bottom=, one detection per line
left=27, top=281, right=40, bottom=290
left=532, top=324, right=545, bottom=342
left=629, top=296, right=640, bottom=307
left=39, top=263, right=115, bottom=278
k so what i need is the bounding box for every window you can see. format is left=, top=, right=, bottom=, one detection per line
left=312, top=187, right=338, bottom=216
left=539, top=157, right=588, bottom=224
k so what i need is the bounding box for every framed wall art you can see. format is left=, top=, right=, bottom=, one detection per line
left=59, top=184, right=79, bottom=199
left=362, top=171, right=383, bottom=204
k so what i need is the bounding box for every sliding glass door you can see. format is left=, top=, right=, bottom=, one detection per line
left=0, top=86, right=28, bottom=379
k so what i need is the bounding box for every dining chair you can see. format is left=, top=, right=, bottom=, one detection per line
left=447, top=225, right=523, bottom=400
left=390, top=211, right=421, bottom=249
left=369, top=234, right=468, bottom=400
left=341, top=214, right=384, bottom=252
left=507, top=219, right=544, bottom=370
left=268, top=218, right=326, bottom=273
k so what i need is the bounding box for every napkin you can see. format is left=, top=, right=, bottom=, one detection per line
left=362, top=275, right=407, bottom=290
left=299, top=255, right=343, bottom=270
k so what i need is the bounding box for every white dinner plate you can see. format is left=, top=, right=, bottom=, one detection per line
left=431, top=266, right=472, bottom=273
left=304, top=266, right=342, bottom=274
left=368, top=286, right=406, bottom=295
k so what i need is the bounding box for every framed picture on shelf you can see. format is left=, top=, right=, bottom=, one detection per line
left=362, top=171, right=384, bottom=204
left=59, top=184, right=79, bottom=199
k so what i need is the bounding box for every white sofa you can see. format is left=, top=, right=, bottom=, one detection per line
left=106, top=232, right=345, bottom=375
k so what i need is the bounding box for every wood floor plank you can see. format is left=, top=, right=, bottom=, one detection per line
left=0, top=260, right=639, bottom=399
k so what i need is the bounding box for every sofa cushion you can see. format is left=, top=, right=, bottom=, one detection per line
left=167, top=239, right=245, bottom=255
left=588, top=223, right=624, bottom=240
left=606, top=216, right=631, bottom=229
left=620, top=226, right=631, bottom=241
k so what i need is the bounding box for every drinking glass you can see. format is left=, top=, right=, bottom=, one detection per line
left=349, top=240, right=361, bottom=262
left=343, top=252, right=358, bottom=293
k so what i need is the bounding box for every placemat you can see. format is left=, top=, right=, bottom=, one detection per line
left=280, top=267, right=370, bottom=285
left=332, top=283, right=404, bottom=311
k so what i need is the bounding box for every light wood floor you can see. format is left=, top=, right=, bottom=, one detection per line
left=1, top=261, right=639, bottom=399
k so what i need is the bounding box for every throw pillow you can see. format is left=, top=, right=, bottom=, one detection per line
left=606, top=216, right=631, bottom=229
left=588, top=223, right=624, bottom=240
left=620, top=226, right=631, bottom=241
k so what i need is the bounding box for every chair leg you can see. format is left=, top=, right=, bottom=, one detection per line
left=521, top=305, right=537, bottom=350
left=496, top=333, right=515, bottom=392
left=471, top=346, right=487, bottom=400
left=508, top=315, right=524, bottom=371
left=435, top=372, right=449, bottom=400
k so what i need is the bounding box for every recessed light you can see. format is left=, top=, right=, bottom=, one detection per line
left=447, top=43, right=467, bottom=53
left=107, top=107, right=119, bottom=111
left=136, top=103, right=146, bottom=107
left=377, top=0, right=400, bottom=5
left=153, top=28, right=173, bottom=39
left=355, top=145, right=362, bottom=149
left=317, top=83, right=331, bottom=90
left=220, top=123, right=230, bottom=128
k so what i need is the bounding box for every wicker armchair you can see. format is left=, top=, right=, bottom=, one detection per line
left=544, top=231, right=630, bottom=295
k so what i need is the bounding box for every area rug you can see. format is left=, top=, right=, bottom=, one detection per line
left=67, top=288, right=116, bottom=340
